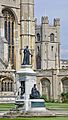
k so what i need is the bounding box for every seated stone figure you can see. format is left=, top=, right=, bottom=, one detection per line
left=30, top=84, right=40, bottom=99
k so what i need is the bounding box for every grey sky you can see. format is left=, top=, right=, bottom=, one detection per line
left=35, top=0, right=68, bottom=59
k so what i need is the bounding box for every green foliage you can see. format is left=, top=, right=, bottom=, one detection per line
left=41, top=95, right=59, bottom=103
left=40, top=95, right=48, bottom=102
left=61, top=92, right=68, bottom=103
left=48, top=99, right=55, bottom=103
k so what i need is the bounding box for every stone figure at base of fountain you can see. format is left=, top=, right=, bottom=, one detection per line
left=30, top=84, right=40, bottom=99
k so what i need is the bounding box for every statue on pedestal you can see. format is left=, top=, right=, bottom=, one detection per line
left=30, top=84, right=40, bottom=99
left=23, top=46, right=32, bottom=65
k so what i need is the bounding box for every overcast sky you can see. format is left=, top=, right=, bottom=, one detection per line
left=35, top=0, right=68, bottom=59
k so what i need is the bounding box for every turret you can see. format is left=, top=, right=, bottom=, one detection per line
left=41, top=16, right=49, bottom=24
left=54, top=18, right=60, bottom=26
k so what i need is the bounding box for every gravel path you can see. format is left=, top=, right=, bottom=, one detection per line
left=0, top=109, right=68, bottom=117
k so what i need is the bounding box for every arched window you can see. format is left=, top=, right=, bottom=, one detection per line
left=37, top=33, right=40, bottom=41
left=11, top=82, right=13, bottom=91
left=5, top=82, right=7, bottom=91
left=8, top=82, right=9, bottom=91
left=50, top=33, right=54, bottom=42
left=2, top=8, right=15, bottom=67
left=1, top=79, right=14, bottom=92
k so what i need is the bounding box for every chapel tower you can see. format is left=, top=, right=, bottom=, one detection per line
left=35, top=17, right=60, bottom=69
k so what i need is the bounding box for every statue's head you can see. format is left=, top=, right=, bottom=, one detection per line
left=34, top=84, right=36, bottom=87
left=26, top=46, right=28, bottom=48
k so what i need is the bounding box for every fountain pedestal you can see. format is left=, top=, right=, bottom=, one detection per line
left=15, top=65, right=46, bottom=111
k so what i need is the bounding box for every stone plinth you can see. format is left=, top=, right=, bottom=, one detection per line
left=16, top=65, right=46, bottom=112
left=16, top=65, right=37, bottom=111
left=29, top=99, right=46, bottom=111
left=17, top=65, right=36, bottom=99
left=15, top=99, right=46, bottom=111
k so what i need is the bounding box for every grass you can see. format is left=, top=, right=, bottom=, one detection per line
left=46, top=103, right=68, bottom=110
left=0, top=103, right=15, bottom=111
left=0, top=103, right=68, bottom=120
left=0, top=102, right=68, bottom=111
left=0, top=117, right=68, bottom=120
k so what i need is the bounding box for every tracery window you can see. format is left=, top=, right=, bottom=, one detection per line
left=1, top=79, right=14, bottom=92
left=2, top=9, right=15, bottom=67
left=50, top=33, right=54, bottom=42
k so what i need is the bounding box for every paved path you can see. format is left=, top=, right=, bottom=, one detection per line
left=0, top=111, right=7, bottom=116
left=46, top=109, right=68, bottom=116
left=0, top=109, right=68, bottom=117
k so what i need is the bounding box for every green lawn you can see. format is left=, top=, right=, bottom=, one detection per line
left=46, top=103, right=68, bottom=110
left=0, top=103, right=68, bottom=120
left=0, top=103, right=15, bottom=111
left=0, top=102, right=68, bottom=111
left=0, top=117, right=68, bottom=120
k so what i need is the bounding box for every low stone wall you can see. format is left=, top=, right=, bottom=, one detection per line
left=0, top=96, right=16, bottom=103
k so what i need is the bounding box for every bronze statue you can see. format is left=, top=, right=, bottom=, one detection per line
left=23, top=46, right=32, bottom=65
left=30, top=84, right=40, bottom=99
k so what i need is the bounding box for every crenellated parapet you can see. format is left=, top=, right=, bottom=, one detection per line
left=41, top=16, right=60, bottom=27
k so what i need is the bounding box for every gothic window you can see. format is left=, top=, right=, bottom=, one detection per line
left=2, top=81, right=3, bottom=91
left=2, top=8, right=15, bottom=67
left=36, top=54, right=41, bottom=69
left=1, top=79, right=14, bottom=92
left=10, top=82, right=12, bottom=91
left=4, top=21, right=7, bottom=39
left=50, top=33, right=54, bottom=42
left=37, top=33, right=40, bottom=41
left=8, top=82, right=9, bottom=91
left=5, top=82, right=7, bottom=91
